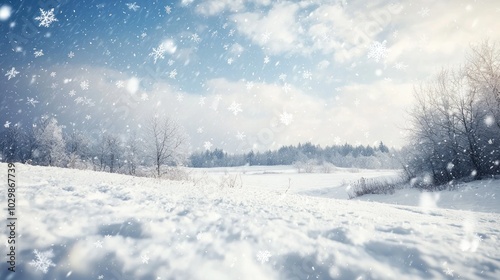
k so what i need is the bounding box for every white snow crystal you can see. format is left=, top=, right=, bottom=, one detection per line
left=256, top=250, right=272, bottom=264
left=280, top=111, right=293, bottom=126
left=203, top=141, right=213, bottom=150
left=5, top=67, right=19, bottom=80
left=26, top=97, right=39, bottom=107
left=34, top=49, right=44, bottom=57
left=227, top=102, right=242, bottom=116
left=80, top=80, right=89, bottom=90
left=29, top=249, right=56, bottom=274
left=35, top=8, right=58, bottom=28
left=126, top=2, right=140, bottom=11
left=367, top=40, right=388, bottom=63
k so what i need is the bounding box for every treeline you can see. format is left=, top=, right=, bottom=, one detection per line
left=189, top=142, right=400, bottom=169
left=0, top=114, right=188, bottom=178
left=403, top=40, right=500, bottom=186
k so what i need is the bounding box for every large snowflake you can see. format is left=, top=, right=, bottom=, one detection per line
left=227, top=102, right=242, bottom=115
left=35, top=8, right=58, bottom=28
left=149, top=45, right=166, bottom=64
left=367, top=40, right=388, bottom=63
left=29, top=249, right=56, bottom=274
left=279, top=111, right=293, bottom=126
left=126, top=2, right=140, bottom=11
left=5, top=67, right=19, bottom=80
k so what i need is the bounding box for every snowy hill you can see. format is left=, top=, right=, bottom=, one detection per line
left=1, top=163, right=499, bottom=279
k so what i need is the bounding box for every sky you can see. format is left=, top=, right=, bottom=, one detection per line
left=1, top=0, right=499, bottom=153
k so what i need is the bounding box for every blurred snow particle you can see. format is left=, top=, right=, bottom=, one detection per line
left=418, top=192, right=440, bottom=213
left=126, top=77, right=140, bottom=94
left=484, top=115, right=495, bottom=127
left=0, top=5, right=12, bottom=21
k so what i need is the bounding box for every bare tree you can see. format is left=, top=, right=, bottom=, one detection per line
left=406, top=40, right=500, bottom=186
left=145, top=114, right=188, bottom=177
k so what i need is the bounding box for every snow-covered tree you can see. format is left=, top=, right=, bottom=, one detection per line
left=33, top=117, right=67, bottom=167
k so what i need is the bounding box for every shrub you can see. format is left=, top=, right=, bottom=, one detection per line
left=346, top=176, right=406, bottom=199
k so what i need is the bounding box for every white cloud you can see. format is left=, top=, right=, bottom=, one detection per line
left=196, top=0, right=245, bottom=15
left=231, top=2, right=304, bottom=55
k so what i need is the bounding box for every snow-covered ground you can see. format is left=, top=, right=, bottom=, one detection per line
left=1, top=163, right=499, bottom=279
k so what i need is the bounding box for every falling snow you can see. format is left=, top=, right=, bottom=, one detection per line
left=367, top=40, right=388, bottom=63
left=5, top=67, right=19, bottom=80
left=29, top=249, right=56, bottom=274
left=256, top=250, right=272, bottom=264
left=35, top=8, right=58, bottom=28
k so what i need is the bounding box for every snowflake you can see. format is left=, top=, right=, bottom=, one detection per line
left=302, top=70, right=312, bottom=80
left=392, top=30, right=399, bottom=38
left=50, top=83, right=58, bottom=89
left=199, top=96, right=206, bottom=106
left=98, top=275, right=104, bottom=279
left=236, top=131, right=246, bottom=140
left=203, top=141, right=213, bottom=150
left=80, top=80, right=89, bottom=90
left=393, top=62, right=408, bottom=70
left=168, top=59, right=175, bottom=66
left=279, top=111, right=293, bottom=126
left=141, top=254, right=150, bottom=264
left=149, top=45, right=166, bottom=64
left=126, top=2, right=140, bottom=11
left=29, top=249, right=56, bottom=274
left=68, top=51, right=75, bottom=58
left=176, top=93, right=184, bottom=102
left=197, top=127, right=203, bottom=133
left=367, top=40, right=388, bottom=63
left=418, top=7, right=430, bottom=17
left=114, top=81, right=124, bottom=89
left=228, top=29, right=235, bottom=36
left=50, top=72, right=56, bottom=77
left=227, top=102, right=242, bottom=115
left=443, top=267, right=454, bottom=276
left=165, top=5, right=172, bottom=14
left=68, top=90, right=76, bottom=96
left=279, top=73, right=287, bottom=81
left=264, top=55, right=270, bottom=64
left=334, top=137, right=341, bottom=145
left=215, top=94, right=223, bottom=102
left=85, top=115, right=91, bottom=120
left=4, top=121, right=11, bottom=128
left=282, top=83, right=291, bottom=93
left=94, top=240, right=103, bottom=248
left=227, top=58, right=234, bottom=65
left=140, top=32, right=147, bottom=38
left=75, top=97, right=84, bottom=104
left=169, top=69, right=178, bottom=79
left=261, top=31, right=271, bottom=43
left=5, top=67, right=19, bottom=80
left=256, top=250, right=272, bottom=264
left=191, top=33, right=201, bottom=43
left=140, top=93, right=149, bottom=101
left=26, top=97, right=39, bottom=107
left=246, top=81, right=254, bottom=90
left=34, top=49, right=44, bottom=57
left=35, top=8, right=58, bottom=28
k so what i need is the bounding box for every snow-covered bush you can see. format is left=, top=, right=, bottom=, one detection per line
left=346, top=176, right=406, bottom=199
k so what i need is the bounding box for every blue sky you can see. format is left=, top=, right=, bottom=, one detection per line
left=1, top=0, right=499, bottom=153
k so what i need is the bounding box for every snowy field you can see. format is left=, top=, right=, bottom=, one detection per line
left=1, top=163, right=499, bottom=279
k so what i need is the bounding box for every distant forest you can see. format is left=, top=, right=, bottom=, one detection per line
left=189, top=141, right=400, bottom=169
